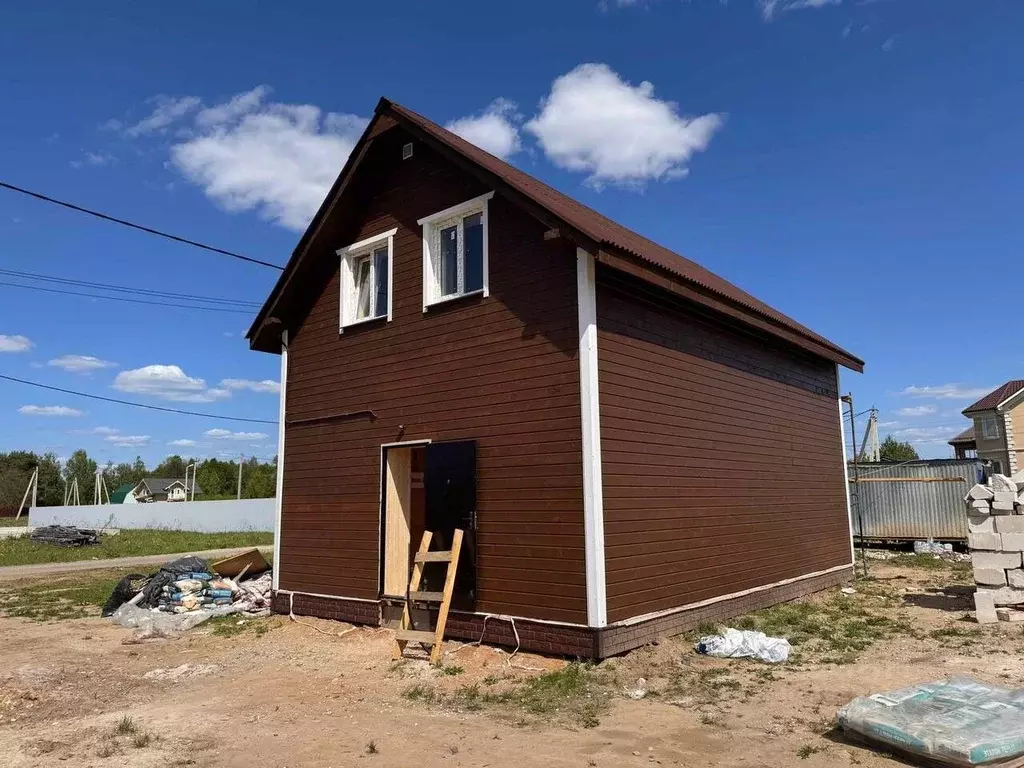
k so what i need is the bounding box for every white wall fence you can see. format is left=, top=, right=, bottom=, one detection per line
left=29, top=498, right=275, bottom=533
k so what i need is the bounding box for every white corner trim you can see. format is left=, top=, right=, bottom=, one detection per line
left=416, top=191, right=494, bottom=226
left=838, top=394, right=855, bottom=567
left=577, top=247, right=607, bottom=628
left=272, top=329, right=288, bottom=592
left=335, top=227, right=398, bottom=257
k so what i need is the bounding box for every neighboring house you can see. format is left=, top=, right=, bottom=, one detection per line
left=109, top=482, right=135, bottom=504
left=125, top=477, right=203, bottom=504
left=948, top=426, right=977, bottom=460
left=962, top=380, right=1024, bottom=475
left=246, top=98, right=864, bottom=658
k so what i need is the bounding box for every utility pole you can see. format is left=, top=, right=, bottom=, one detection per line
left=237, top=453, right=243, bottom=499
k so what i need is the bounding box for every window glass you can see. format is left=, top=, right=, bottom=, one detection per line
left=373, top=246, right=388, bottom=318
left=354, top=256, right=372, bottom=319
left=440, top=224, right=458, bottom=296
left=463, top=213, right=483, bottom=293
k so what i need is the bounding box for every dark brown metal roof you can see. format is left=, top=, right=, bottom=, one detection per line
left=948, top=426, right=976, bottom=445
left=249, top=98, right=864, bottom=371
left=963, top=380, right=1024, bottom=414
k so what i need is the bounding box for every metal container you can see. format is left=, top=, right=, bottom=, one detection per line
left=849, top=459, right=982, bottom=541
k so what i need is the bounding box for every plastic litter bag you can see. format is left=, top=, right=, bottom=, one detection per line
left=112, top=602, right=241, bottom=640
left=694, top=627, right=791, bottom=664
left=838, top=677, right=1024, bottom=767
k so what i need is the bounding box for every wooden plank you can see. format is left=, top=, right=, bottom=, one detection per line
left=394, top=629, right=437, bottom=644
left=383, top=447, right=412, bottom=597
left=409, top=591, right=444, bottom=602
left=430, top=528, right=464, bottom=664
left=393, top=530, right=433, bottom=660
left=414, top=551, right=452, bottom=563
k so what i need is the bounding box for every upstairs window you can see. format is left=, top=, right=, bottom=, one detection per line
left=980, top=415, right=1001, bottom=440
left=337, top=228, right=396, bottom=331
left=419, top=192, right=492, bottom=309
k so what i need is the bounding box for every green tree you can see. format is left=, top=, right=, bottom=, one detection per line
left=152, top=455, right=188, bottom=479
left=879, top=435, right=919, bottom=462
left=63, top=449, right=97, bottom=503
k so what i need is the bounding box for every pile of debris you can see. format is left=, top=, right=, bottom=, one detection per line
left=964, top=472, right=1024, bottom=623
left=29, top=525, right=99, bottom=547
left=104, top=548, right=272, bottom=639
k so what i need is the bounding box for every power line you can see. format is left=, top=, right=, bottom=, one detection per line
left=0, top=280, right=255, bottom=314
left=0, top=180, right=284, bottom=271
left=0, top=268, right=261, bottom=307
left=0, top=374, right=277, bottom=424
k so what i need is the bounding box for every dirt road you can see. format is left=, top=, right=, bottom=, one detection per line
left=2, top=559, right=1022, bottom=767
left=0, top=546, right=272, bottom=581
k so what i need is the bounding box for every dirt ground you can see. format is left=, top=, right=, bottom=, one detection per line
left=3, top=558, right=1024, bottom=768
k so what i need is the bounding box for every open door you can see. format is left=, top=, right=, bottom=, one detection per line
left=382, top=446, right=412, bottom=599
left=423, top=440, right=477, bottom=610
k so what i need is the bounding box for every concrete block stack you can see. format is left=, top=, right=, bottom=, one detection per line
left=966, top=472, right=1024, bottom=623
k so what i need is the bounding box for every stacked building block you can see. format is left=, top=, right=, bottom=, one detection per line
left=966, top=472, right=1024, bottom=623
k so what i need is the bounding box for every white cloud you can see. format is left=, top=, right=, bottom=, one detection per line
left=878, top=420, right=900, bottom=428
left=204, top=428, right=269, bottom=441
left=168, top=439, right=197, bottom=447
left=48, top=354, right=117, bottom=373
left=900, top=384, right=993, bottom=401
left=194, top=85, right=272, bottom=128
left=881, top=35, right=896, bottom=51
left=119, top=95, right=202, bottom=138
left=113, top=364, right=230, bottom=403
left=0, top=334, right=33, bottom=353
left=169, top=86, right=368, bottom=230
left=220, top=378, right=281, bottom=394
left=446, top=99, right=522, bottom=159
left=896, top=405, right=936, bottom=417
left=92, top=426, right=119, bottom=435
left=759, top=0, right=841, bottom=20
left=19, top=405, right=83, bottom=417
left=889, top=425, right=959, bottom=445
left=106, top=434, right=150, bottom=447
left=70, top=151, right=114, bottom=169
left=525, top=63, right=724, bottom=188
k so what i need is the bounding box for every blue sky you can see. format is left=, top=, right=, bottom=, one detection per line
left=0, top=0, right=1020, bottom=464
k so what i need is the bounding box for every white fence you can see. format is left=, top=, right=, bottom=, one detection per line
left=29, top=498, right=275, bottom=532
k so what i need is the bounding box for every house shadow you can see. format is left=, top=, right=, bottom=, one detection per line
left=902, top=584, right=974, bottom=613
left=822, top=727, right=921, bottom=767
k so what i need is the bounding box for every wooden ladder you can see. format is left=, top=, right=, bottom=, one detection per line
left=392, top=528, right=464, bottom=665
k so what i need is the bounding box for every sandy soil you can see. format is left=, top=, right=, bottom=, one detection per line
left=2, top=560, right=1024, bottom=768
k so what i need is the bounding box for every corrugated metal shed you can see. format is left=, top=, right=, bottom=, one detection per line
left=849, top=459, right=982, bottom=541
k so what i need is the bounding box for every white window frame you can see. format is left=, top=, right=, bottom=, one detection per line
left=981, top=415, right=1001, bottom=440
left=336, top=228, right=397, bottom=332
left=418, top=191, right=493, bottom=311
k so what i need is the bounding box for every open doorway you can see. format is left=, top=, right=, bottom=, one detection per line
left=379, top=440, right=476, bottom=610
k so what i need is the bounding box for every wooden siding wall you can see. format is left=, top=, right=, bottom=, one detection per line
left=280, top=129, right=587, bottom=624
left=595, top=267, right=850, bottom=624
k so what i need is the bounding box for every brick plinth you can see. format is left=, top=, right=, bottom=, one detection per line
left=271, top=567, right=852, bottom=659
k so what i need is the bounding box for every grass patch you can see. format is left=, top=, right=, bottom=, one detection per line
left=403, top=663, right=609, bottom=728
left=797, top=744, right=824, bottom=759
left=729, top=589, right=919, bottom=664
left=0, top=569, right=131, bottom=621
left=438, top=664, right=464, bottom=676
left=0, top=529, right=271, bottom=567
left=366, top=740, right=378, bottom=755
left=206, top=615, right=273, bottom=638
left=116, top=715, right=139, bottom=735
left=0, top=517, right=28, bottom=527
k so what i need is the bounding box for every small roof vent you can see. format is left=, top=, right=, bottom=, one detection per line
left=402, top=142, right=414, bottom=160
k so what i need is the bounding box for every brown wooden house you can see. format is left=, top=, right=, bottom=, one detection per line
left=247, top=98, right=864, bottom=658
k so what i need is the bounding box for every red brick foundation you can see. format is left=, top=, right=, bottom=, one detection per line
left=272, top=566, right=853, bottom=659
